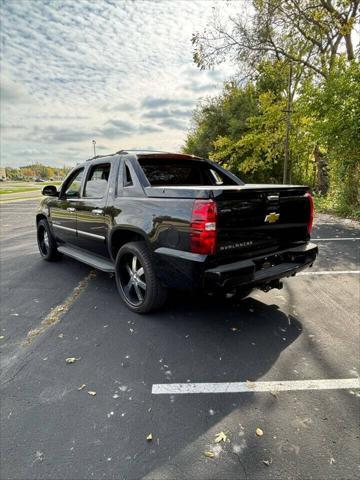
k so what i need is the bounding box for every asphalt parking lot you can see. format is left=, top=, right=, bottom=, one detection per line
left=1, top=200, right=359, bottom=480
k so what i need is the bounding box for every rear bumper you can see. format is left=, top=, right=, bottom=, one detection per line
left=204, top=242, right=318, bottom=290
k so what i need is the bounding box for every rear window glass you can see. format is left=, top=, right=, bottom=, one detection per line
left=138, top=158, right=236, bottom=186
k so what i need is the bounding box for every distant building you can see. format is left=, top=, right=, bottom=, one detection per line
left=0, top=167, right=6, bottom=180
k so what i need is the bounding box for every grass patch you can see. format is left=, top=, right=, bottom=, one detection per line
left=314, top=195, right=360, bottom=221
left=0, top=181, right=61, bottom=195
left=0, top=187, right=40, bottom=195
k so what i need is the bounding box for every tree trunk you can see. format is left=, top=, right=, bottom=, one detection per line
left=314, top=145, right=329, bottom=194
left=283, top=63, right=293, bottom=184
left=344, top=33, right=354, bottom=60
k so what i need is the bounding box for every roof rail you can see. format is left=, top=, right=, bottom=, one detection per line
left=86, top=149, right=173, bottom=161
left=86, top=155, right=104, bottom=161
left=86, top=152, right=120, bottom=161
left=115, top=149, right=170, bottom=155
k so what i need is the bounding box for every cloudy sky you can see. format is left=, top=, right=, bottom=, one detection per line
left=0, top=0, right=234, bottom=168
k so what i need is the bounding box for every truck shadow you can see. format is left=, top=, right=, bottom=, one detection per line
left=145, top=289, right=302, bottom=384
left=122, top=289, right=304, bottom=479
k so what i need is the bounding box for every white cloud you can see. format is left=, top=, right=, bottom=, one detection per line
left=0, top=0, right=235, bottom=167
left=0, top=74, right=34, bottom=105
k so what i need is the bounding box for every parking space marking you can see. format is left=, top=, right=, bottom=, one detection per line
left=152, top=378, right=360, bottom=395
left=312, top=237, right=359, bottom=241
left=298, top=270, right=360, bottom=276
left=23, top=270, right=96, bottom=345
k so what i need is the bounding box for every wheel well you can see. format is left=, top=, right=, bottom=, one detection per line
left=111, top=230, right=146, bottom=260
left=36, top=214, right=47, bottom=225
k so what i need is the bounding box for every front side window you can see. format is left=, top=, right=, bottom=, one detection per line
left=84, top=163, right=110, bottom=198
left=63, top=169, right=84, bottom=198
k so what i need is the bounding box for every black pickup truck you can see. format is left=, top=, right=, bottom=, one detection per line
left=36, top=150, right=317, bottom=313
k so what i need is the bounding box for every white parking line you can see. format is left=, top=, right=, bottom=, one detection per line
left=312, top=237, right=359, bottom=241
left=152, top=378, right=360, bottom=395
left=298, top=270, right=360, bottom=276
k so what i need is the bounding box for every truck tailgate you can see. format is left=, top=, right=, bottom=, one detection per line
left=214, top=185, right=310, bottom=257
left=145, top=184, right=312, bottom=258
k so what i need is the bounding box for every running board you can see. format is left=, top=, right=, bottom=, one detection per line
left=57, top=245, right=115, bottom=273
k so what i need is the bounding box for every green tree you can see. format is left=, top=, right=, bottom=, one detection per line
left=300, top=59, right=360, bottom=214
left=187, top=0, right=359, bottom=215
left=183, top=82, right=258, bottom=158
left=192, top=0, right=359, bottom=79
left=184, top=61, right=315, bottom=184
left=212, top=89, right=315, bottom=184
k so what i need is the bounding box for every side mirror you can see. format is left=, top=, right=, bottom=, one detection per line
left=42, top=185, right=58, bottom=197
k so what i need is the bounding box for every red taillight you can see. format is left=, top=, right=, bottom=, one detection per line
left=190, top=199, right=217, bottom=254
left=305, top=192, right=314, bottom=234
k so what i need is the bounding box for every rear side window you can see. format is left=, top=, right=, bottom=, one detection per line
left=84, top=163, right=110, bottom=198
left=209, top=169, right=225, bottom=185
left=138, top=158, right=236, bottom=186
left=124, top=163, right=133, bottom=187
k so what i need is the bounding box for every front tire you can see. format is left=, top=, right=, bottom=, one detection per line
left=37, top=219, right=59, bottom=261
left=115, top=241, right=167, bottom=313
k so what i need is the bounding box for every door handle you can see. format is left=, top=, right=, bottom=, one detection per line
left=92, top=208, right=104, bottom=215
left=66, top=207, right=76, bottom=212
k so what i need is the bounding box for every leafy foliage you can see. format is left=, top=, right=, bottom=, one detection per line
left=184, top=61, right=316, bottom=184
left=5, top=164, right=70, bottom=181
left=186, top=1, right=360, bottom=217
left=300, top=59, right=360, bottom=215
left=192, top=0, right=359, bottom=78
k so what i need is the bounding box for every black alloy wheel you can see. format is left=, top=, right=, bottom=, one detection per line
left=115, top=241, right=167, bottom=313
left=37, top=219, right=59, bottom=261
left=119, top=252, right=147, bottom=306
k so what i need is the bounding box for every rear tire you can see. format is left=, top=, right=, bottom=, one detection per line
left=115, top=241, right=167, bottom=313
left=37, top=219, right=59, bottom=261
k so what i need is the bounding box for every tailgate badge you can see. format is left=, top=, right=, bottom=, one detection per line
left=265, top=212, right=280, bottom=223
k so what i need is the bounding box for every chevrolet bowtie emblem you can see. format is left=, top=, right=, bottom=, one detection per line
left=265, top=212, right=280, bottom=223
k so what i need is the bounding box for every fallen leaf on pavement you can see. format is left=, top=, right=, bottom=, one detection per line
left=256, top=428, right=264, bottom=437
left=204, top=451, right=215, bottom=458
left=214, top=431, right=227, bottom=443
left=33, top=450, right=45, bottom=463
left=146, top=433, right=153, bottom=441
left=87, top=390, right=97, bottom=396
left=263, top=458, right=272, bottom=466
left=78, top=384, right=86, bottom=390
left=270, top=390, right=278, bottom=398
left=65, top=357, right=77, bottom=364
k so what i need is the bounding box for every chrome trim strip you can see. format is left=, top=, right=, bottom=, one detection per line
left=155, top=247, right=207, bottom=263
left=77, top=229, right=105, bottom=240
left=52, top=224, right=105, bottom=240
left=52, top=224, right=76, bottom=233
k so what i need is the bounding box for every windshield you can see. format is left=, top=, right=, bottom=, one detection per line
left=138, top=158, right=238, bottom=187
